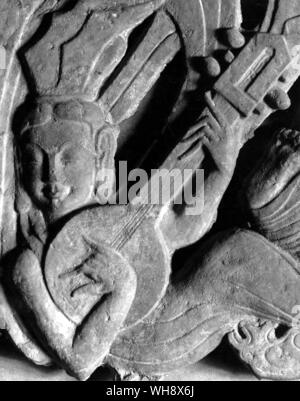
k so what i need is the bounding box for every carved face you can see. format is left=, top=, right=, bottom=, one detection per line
left=21, top=118, right=97, bottom=221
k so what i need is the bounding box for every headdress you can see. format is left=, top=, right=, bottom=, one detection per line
left=24, top=0, right=180, bottom=124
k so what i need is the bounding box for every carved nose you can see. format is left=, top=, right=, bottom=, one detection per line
left=44, top=182, right=70, bottom=201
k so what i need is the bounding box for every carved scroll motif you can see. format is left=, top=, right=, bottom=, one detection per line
left=230, top=320, right=300, bottom=381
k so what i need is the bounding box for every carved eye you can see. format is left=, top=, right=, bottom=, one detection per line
left=23, top=145, right=43, bottom=167
left=61, top=156, right=71, bottom=166
left=61, top=150, right=75, bottom=166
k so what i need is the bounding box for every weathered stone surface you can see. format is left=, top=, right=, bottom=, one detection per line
left=108, top=229, right=300, bottom=376
left=1, top=0, right=300, bottom=382
left=246, top=128, right=300, bottom=261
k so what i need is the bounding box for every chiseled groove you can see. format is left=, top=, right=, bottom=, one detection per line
left=83, top=36, right=127, bottom=95
left=255, top=181, right=297, bottom=222
left=268, top=226, right=300, bottom=242
left=116, top=312, right=226, bottom=347
left=258, top=194, right=300, bottom=227
left=225, top=280, right=293, bottom=326
left=113, top=204, right=154, bottom=250
left=198, top=0, right=207, bottom=55
left=105, top=22, right=177, bottom=113
left=110, top=303, right=289, bottom=365
left=158, top=303, right=207, bottom=324
left=110, top=204, right=147, bottom=248
left=261, top=0, right=277, bottom=32
left=276, top=234, right=300, bottom=249
left=56, top=12, right=92, bottom=88
left=261, top=213, right=300, bottom=234
left=109, top=327, right=229, bottom=366
left=115, top=300, right=292, bottom=348
left=111, top=33, right=179, bottom=122
left=235, top=305, right=291, bottom=327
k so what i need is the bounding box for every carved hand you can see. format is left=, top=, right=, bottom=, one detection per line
left=182, top=91, right=237, bottom=175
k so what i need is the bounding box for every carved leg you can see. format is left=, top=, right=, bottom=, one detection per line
left=108, top=229, right=300, bottom=380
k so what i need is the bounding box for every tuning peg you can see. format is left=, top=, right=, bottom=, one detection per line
left=222, top=28, right=246, bottom=49
left=265, top=87, right=291, bottom=111
left=202, top=57, right=221, bottom=78
left=224, top=50, right=235, bottom=64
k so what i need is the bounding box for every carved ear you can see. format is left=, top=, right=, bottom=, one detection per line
left=95, top=125, right=118, bottom=204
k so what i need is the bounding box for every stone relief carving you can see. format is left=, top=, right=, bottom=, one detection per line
left=1, top=0, right=300, bottom=381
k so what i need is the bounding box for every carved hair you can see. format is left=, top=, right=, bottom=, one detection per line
left=20, top=98, right=113, bottom=140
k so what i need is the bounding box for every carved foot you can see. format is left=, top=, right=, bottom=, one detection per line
left=229, top=319, right=300, bottom=381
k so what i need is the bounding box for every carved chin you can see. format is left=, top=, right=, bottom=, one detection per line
left=45, top=192, right=94, bottom=222
left=46, top=199, right=80, bottom=221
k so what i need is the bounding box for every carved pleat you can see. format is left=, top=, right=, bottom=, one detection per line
left=250, top=174, right=300, bottom=261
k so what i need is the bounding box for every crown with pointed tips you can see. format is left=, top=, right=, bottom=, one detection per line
left=25, top=0, right=169, bottom=103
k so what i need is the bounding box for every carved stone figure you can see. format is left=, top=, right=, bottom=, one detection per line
left=1, top=0, right=300, bottom=381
